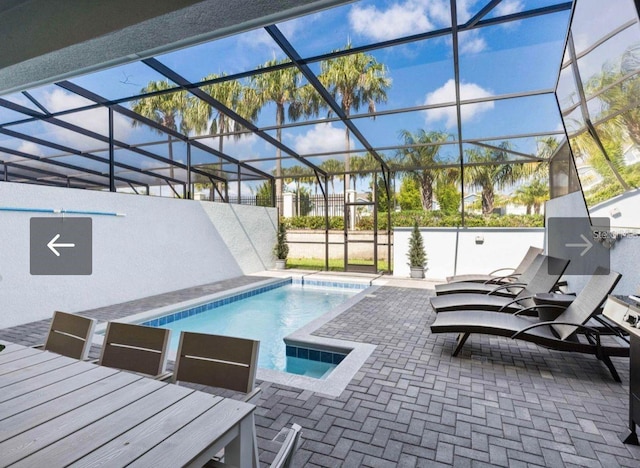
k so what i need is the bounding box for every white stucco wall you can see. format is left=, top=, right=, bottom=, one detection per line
left=546, top=191, right=640, bottom=295
left=393, top=227, right=545, bottom=280
left=0, top=182, right=277, bottom=328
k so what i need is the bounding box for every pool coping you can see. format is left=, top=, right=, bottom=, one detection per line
left=92, top=275, right=377, bottom=398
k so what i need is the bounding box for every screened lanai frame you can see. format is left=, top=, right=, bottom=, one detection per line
left=0, top=0, right=615, bottom=271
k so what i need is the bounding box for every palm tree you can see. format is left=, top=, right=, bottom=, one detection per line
left=396, top=130, right=450, bottom=210
left=512, top=178, right=549, bottom=215
left=185, top=74, right=259, bottom=199
left=320, top=44, right=391, bottom=191
left=283, top=165, right=313, bottom=215
left=464, top=143, right=528, bottom=215
left=320, top=159, right=344, bottom=194
left=130, top=80, right=188, bottom=180
left=250, top=59, right=322, bottom=208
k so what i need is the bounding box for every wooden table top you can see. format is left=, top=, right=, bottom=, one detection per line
left=0, top=340, right=257, bottom=467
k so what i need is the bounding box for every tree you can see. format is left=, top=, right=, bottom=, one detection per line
left=250, top=60, right=322, bottom=207
left=320, top=44, right=391, bottom=191
left=397, top=177, right=422, bottom=211
left=283, top=165, right=314, bottom=216
left=407, top=221, right=427, bottom=269
left=319, top=159, right=344, bottom=194
left=130, top=80, right=188, bottom=180
left=435, top=181, right=460, bottom=215
left=185, top=74, right=259, bottom=199
left=396, top=130, right=450, bottom=210
left=464, top=143, right=528, bottom=215
left=252, top=180, right=273, bottom=207
left=368, top=173, right=390, bottom=212
left=512, top=178, right=549, bottom=215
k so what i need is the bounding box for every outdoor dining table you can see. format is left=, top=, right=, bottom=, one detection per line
left=0, top=339, right=258, bottom=467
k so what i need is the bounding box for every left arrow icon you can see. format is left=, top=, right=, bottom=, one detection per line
left=47, top=233, right=76, bottom=257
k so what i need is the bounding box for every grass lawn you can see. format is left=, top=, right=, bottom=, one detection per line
left=287, top=257, right=390, bottom=272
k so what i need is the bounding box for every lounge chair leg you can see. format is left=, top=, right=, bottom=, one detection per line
left=600, top=354, right=621, bottom=383
left=453, top=333, right=470, bottom=357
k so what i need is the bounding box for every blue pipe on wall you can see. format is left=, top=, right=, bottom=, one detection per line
left=0, top=207, right=126, bottom=217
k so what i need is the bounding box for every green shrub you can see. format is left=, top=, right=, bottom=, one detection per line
left=282, top=211, right=544, bottom=230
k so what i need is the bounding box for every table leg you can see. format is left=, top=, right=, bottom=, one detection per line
left=225, top=413, right=259, bottom=468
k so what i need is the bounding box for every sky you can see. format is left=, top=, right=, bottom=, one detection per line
left=0, top=0, right=636, bottom=194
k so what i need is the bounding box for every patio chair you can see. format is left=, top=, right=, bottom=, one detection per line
left=35, top=311, right=97, bottom=360
left=430, top=255, right=570, bottom=314
left=98, top=322, right=171, bottom=379
left=435, top=253, right=548, bottom=297
left=172, top=331, right=261, bottom=402
left=430, top=267, right=627, bottom=381
left=205, top=423, right=302, bottom=468
left=446, top=245, right=543, bottom=284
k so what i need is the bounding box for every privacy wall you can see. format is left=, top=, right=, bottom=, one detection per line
left=0, top=182, right=277, bottom=328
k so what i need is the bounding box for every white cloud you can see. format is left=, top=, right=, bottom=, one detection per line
left=424, top=79, right=494, bottom=128
left=40, top=89, right=132, bottom=150
left=349, top=1, right=434, bottom=41
left=458, top=30, right=487, bottom=54
left=494, top=0, right=524, bottom=17
left=293, top=123, right=346, bottom=155
left=220, top=133, right=259, bottom=157
left=17, top=141, right=44, bottom=157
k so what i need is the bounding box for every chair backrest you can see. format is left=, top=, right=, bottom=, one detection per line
left=552, top=267, right=622, bottom=340
left=99, top=322, right=171, bottom=377
left=513, top=254, right=546, bottom=286
left=173, top=331, right=259, bottom=394
left=514, top=246, right=544, bottom=275
left=515, top=255, right=570, bottom=305
left=271, top=423, right=303, bottom=468
left=44, top=311, right=97, bottom=360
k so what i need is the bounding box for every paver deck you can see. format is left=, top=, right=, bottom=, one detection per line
left=1, top=275, right=639, bottom=467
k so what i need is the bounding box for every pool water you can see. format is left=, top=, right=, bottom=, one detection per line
left=149, top=284, right=357, bottom=377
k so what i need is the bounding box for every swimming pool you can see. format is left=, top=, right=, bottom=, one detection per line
left=139, top=280, right=362, bottom=378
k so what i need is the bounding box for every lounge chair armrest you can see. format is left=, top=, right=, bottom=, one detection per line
left=512, top=303, right=568, bottom=316
left=591, top=315, right=630, bottom=342
left=489, top=283, right=525, bottom=295
left=488, top=267, right=516, bottom=276
left=484, top=274, right=519, bottom=285
left=511, top=321, right=600, bottom=340
left=513, top=303, right=571, bottom=317
left=242, top=386, right=262, bottom=404
left=499, top=295, right=536, bottom=312
left=31, top=344, right=44, bottom=350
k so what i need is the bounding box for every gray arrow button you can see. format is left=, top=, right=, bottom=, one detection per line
left=30, top=217, right=92, bottom=275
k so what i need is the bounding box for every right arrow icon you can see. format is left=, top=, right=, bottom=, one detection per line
left=565, top=233, right=593, bottom=257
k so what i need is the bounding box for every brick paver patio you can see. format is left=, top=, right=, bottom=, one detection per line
left=2, top=278, right=639, bottom=467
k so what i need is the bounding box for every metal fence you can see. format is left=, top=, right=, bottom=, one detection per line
left=228, top=194, right=347, bottom=217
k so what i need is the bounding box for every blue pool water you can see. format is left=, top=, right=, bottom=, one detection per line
left=144, top=283, right=358, bottom=377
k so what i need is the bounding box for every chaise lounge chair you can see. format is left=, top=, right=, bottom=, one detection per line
left=435, top=253, right=548, bottom=297
left=446, top=245, right=543, bottom=284
left=430, top=267, right=628, bottom=381
left=430, top=255, right=570, bottom=314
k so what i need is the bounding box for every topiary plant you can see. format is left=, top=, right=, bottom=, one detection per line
left=274, top=222, right=289, bottom=260
left=407, top=220, right=427, bottom=268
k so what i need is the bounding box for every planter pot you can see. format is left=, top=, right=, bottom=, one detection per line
left=275, top=259, right=287, bottom=270
left=409, top=266, right=424, bottom=279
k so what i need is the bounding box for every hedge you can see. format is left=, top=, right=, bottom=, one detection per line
left=283, top=211, right=544, bottom=229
